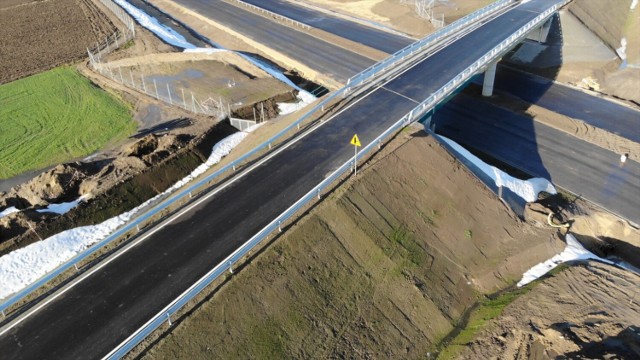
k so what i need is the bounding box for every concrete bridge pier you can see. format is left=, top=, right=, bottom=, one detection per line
left=482, top=61, right=498, bottom=97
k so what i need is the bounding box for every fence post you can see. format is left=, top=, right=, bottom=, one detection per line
left=141, top=74, right=147, bottom=94
left=167, top=84, right=172, bottom=104
left=154, top=80, right=159, bottom=99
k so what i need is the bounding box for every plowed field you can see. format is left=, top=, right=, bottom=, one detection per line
left=0, top=0, right=116, bottom=84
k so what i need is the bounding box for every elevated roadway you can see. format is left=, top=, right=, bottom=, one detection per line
left=232, top=0, right=640, bottom=221
left=0, top=1, right=572, bottom=358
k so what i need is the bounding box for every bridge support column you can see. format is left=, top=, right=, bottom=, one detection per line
left=482, top=61, right=497, bottom=97
left=423, top=116, right=434, bottom=132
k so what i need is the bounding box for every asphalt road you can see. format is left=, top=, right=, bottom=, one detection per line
left=434, top=93, right=640, bottom=225
left=239, top=0, right=413, bottom=53
left=172, top=0, right=376, bottom=82
left=0, top=1, right=566, bottom=358
left=475, top=66, right=640, bottom=143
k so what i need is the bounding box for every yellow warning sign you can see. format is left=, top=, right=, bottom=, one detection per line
left=350, top=134, right=361, bottom=147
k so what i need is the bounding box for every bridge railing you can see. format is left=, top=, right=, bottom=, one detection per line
left=104, top=3, right=565, bottom=359
left=343, top=0, right=515, bottom=91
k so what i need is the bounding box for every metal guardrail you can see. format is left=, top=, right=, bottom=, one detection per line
left=104, top=3, right=566, bottom=358
left=0, top=0, right=518, bottom=321
left=227, top=0, right=311, bottom=31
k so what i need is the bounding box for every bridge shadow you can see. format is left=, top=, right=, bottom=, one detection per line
left=430, top=13, right=565, bottom=212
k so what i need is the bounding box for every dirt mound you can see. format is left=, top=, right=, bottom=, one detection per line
left=0, top=120, right=236, bottom=254
left=232, top=92, right=298, bottom=120
left=139, top=131, right=565, bottom=359
left=8, top=162, right=101, bottom=206
left=128, top=135, right=160, bottom=158
left=458, top=262, right=640, bottom=359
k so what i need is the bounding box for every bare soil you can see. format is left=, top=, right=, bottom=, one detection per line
left=99, top=52, right=295, bottom=112
left=0, top=0, right=116, bottom=84
left=457, top=262, right=640, bottom=359
left=302, top=0, right=493, bottom=38
left=136, top=130, right=567, bottom=359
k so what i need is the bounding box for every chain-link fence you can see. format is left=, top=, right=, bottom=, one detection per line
left=85, top=0, right=226, bottom=118
left=86, top=0, right=136, bottom=71
left=93, top=62, right=229, bottom=118
left=96, top=0, right=135, bottom=34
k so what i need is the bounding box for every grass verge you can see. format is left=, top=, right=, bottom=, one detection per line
left=0, top=66, right=135, bottom=179
left=436, top=264, right=570, bottom=359
left=436, top=284, right=535, bottom=359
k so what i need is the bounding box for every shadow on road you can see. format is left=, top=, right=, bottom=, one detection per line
left=431, top=13, right=564, bottom=186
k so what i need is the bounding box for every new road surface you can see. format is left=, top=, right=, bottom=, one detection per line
left=237, top=0, right=414, bottom=53
left=435, top=93, right=640, bottom=224
left=0, top=1, right=570, bottom=357
left=172, top=0, right=376, bottom=81
left=208, top=0, right=640, bottom=221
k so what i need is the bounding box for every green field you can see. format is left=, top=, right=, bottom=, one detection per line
left=0, top=67, right=135, bottom=179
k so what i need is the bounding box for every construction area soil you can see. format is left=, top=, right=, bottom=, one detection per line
left=302, top=0, right=494, bottom=38
left=136, top=129, right=573, bottom=359
left=0, top=0, right=117, bottom=85
left=458, top=262, right=640, bottom=359
left=99, top=52, right=295, bottom=115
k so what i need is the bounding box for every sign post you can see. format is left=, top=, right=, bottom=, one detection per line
left=350, top=134, right=361, bottom=176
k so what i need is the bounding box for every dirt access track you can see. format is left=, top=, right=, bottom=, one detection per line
left=0, top=0, right=116, bottom=84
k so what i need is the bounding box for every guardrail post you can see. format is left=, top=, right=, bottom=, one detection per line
left=278, top=221, right=282, bottom=233
left=317, top=189, right=321, bottom=200
left=228, top=261, right=233, bottom=274
left=137, top=224, right=140, bottom=232
left=166, top=313, right=172, bottom=326
left=74, top=263, right=79, bottom=271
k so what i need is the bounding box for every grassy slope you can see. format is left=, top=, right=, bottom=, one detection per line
left=0, top=67, right=135, bottom=179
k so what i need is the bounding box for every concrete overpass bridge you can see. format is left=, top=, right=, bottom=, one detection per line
left=0, top=1, right=578, bottom=358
